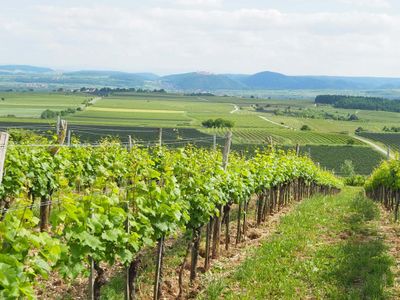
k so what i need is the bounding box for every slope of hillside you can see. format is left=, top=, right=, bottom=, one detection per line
left=0, top=65, right=54, bottom=73
left=161, top=72, right=245, bottom=90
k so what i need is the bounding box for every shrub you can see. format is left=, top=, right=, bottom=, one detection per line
left=300, top=125, right=311, bottom=131
left=40, top=109, right=58, bottom=119
left=201, top=118, right=234, bottom=128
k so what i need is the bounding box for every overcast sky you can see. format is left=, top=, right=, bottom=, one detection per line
left=1, top=0, right=400, bottom=76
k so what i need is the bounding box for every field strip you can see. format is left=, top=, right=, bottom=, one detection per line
left=230, top=104, right=239, bottom=114
left=258, top=115, right=293, bottom=129
left=0, top=103, right=81, bottom=107
left=352, top=135, right=393, bottom=158
left=87, top=107, right=185, bottom=114
left=197, top=97, right=209, bottom=102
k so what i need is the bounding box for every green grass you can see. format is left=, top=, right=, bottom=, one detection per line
left=201, top=188, right=394, bottom=299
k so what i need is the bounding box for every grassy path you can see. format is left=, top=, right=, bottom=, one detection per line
left=200, top=188, right=397, bottom=299
left=352, top=135, right=393, bottom=159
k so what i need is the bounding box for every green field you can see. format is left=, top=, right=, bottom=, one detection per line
left=0, top=93, right=88, bottom=118
left=0, top=91, right=396, bottom=175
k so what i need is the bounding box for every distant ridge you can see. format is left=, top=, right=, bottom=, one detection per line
left=2, top=64, right=400, bottom=91
left=0, top=65, right=54, bottom=73
left=161, top=72, right=246, bottom=90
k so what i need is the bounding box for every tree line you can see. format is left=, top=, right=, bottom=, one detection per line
left=315, top=95, right=400, bottom=113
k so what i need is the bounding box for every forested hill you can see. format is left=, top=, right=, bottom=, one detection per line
left=315, top=95, right=400, bottom=112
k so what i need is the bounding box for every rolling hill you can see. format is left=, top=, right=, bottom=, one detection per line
left=2, top=65, right=400, bottom=91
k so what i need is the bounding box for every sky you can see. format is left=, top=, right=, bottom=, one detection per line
left=1, top=0, right=400, bottom=76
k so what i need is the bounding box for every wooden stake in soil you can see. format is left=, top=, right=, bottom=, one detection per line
left=211, top=206, right=222, bottom=259
left=212, top=131, right=232, bottom=258
left=204, top=217, right=213, bottom=271
left=154, top=236, right=165, bottom=300
left=224, top=205, right=231, bottom=250
left=0, top=132, right=9, bottom=184
left=125, top=187, right=132, bottom=300
left=41, top=120, right=67, bottom=231
left=236, top=201, right=242, bottom=245
left=213, top=134, right=217, bottom=151
left=222, top=131, right=232, bottom=170
left=158, top=128, right=163, bottom=147
left=257, top=194, right=264, bottom=226
left=67, top=130, right=72, bottom=146
left=242, top=199, right=248, bottom=242
left=128, top=135, right=133, bottom=151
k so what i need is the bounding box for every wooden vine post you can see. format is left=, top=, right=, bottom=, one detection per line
left=154, top=236, right=165, bottom=300
left=40, top=120, right=67, bottom=232
left=67, top=130, right=72, bottom=146
left=128, top=135, right=133, bottom=151
left=212, top=131, right=232, bottom=258
left=125, top=140, right=133, bottom=300
left=387, top=145, right=391, bottom=160
left=158, top=128, right=163, bottom=147
left=0, top=132, right=9, bottom=184
left=213, top=134, right=217, bottom=151
left=204, top=216, right=213, bottom=270
left=88, top=201, right=95, bottom=300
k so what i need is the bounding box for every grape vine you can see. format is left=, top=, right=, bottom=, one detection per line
left=0, top=134, right=342, bottom=299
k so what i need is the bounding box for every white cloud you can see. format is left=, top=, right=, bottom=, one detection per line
left=338, top=0, right=391, bottom=8
left=174, top=0, right=223, bottom=7
left=0, top=3, right=400, bottom=76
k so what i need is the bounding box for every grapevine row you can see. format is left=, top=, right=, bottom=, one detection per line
left=365, top=158, right=400, bottom=219
left=0, top=132, right=342, bottom=299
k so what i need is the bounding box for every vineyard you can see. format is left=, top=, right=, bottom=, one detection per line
left=203, top=128, right=362, bottom=146
left=357, top=132, right=400, bottom=152
left=365, top=159, right=400, bottom=219
left=298, top=145, right=384, bottom=175
left=0, top=130, right=341, bottom=299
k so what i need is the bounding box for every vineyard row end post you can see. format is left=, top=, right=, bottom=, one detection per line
left=158, top=128, right=163, bottom=147
left=0, top=132, right=9, bottom=184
